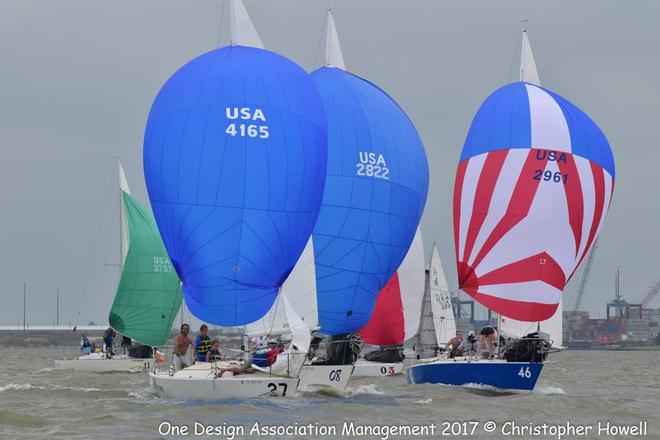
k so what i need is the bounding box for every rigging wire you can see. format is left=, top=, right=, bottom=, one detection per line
left=74, top=164, right=116, bottom=328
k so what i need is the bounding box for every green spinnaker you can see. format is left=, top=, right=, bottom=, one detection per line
left=109, top=191, right=182, bottom=347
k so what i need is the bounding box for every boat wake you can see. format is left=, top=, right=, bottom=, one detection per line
left=533, top=386, right=567, bottom=396
left=345, top=384, right=385, bottom=397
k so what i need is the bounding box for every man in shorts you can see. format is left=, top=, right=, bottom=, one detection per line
left=172, top=323, right=193, bottom=371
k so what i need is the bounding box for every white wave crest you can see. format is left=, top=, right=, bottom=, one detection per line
left=345, top=384, right=385, bottom=396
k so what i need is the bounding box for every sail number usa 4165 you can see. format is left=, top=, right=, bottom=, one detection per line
left=225, top=107, right=269, bottom=139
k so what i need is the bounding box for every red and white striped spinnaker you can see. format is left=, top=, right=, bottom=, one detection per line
left=453, top=80, right=615, bottom=323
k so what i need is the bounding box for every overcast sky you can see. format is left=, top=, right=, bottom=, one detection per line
left=1, top=0, right=659, bottom=327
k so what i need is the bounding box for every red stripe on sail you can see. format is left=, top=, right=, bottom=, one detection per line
left=575, top=163, right=605, bottom=271
left=453, top=160, right=468, bottom=280
left=557, top=153, right=583, bottom=258
left=468, top=149, right=547, bottom=274
left=465, top=288, right=558, bottom=322
left=462, top=150, right=508, bottom=266
left=477, top=252, right=566, bottom=291
left=359, top=272, right=405, bottom=345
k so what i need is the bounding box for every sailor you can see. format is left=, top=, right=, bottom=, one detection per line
left=205, top=339, right=222, bottom=363
left=445, top=330, right=464, bottom=357
left=172, top=323, right=193, bottom=371
left=80, top=333, right=91, bottom=355
left=120, top=335, right=132, bottom=354
left=194, top=324, right=212, bottom=362
left=477, top=325, right=496, bottom=359
left=458, top=331, right=478, bottom=357
left=102, top=327, right=116, bottom=356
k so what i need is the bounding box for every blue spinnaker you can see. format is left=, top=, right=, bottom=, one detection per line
left=310, top=67, right=429, bottom=335
left=144, top=46, right=327, bottom=326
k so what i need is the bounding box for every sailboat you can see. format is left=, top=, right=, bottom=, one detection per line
left=55, top=161, right=183, bottom=372
left=403, top=241, right=457, bottom=361
left=354, top=228, right=425, bottom=377
left=145, top=0, right=327, bottom=399
left=407, top=26, right=615, bottom=391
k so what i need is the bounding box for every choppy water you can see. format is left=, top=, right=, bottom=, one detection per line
left=0, top=348, right=657, bottom=439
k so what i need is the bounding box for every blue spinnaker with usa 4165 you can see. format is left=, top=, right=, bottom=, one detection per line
left=143, top=46, right=327, bottom=326
left=310, top=67, right=429, bottom=335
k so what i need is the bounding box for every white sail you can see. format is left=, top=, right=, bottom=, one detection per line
left=520, top=28, right=540, bottom=85
left=429, top=243, right=456, bottom=346
left=229, top=0, right=263, bottom=49
left=324, top=9, right=346, bottom=69
left=399, top=228, right=426, bottom=341
left=245, top=238, right=318, bottom=336
left=118, top=161, right=130, bottom=266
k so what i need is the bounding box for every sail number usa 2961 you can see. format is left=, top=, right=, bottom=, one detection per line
left=225, top=107, right=269, bottom=139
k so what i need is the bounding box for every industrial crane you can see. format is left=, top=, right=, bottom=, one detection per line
left=567, top=239, right=598, bottom=342
left=641, top=279, right=660, bottom=309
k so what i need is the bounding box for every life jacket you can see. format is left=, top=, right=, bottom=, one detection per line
left=195, top=336, right=212, bottom=361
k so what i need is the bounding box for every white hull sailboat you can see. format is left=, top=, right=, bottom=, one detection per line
left=55, top=354, right=151, bottom=372
left=149, top=362, right=299, bottom=399
left=409, top=26, right=614, bottom=392
left=56, top=161, right=182, bottom=372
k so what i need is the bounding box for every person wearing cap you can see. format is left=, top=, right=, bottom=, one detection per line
left=458, top=331, right=478, bottom=357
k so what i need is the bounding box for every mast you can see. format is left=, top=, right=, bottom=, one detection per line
left=229, top=0, right=263, bottom=49
left=519, top=22, right=540, bottom=85
left=324, top=8, right=346, bottom=69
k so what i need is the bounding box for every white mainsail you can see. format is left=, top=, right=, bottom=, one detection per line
left=399, top=228, right=426, bottom=341
left=520, top=27, right=540, bottom=85
left=499, top=27, right=563, bottom=348
left=118, top=160, right=131, bottom=266
left=429, top=243, right=456, bottom=346
left=324, top=9, right=346, bottom=69
left=246, top=238, right=318, bottom=336
left=229, top=0, right=263, bottom=48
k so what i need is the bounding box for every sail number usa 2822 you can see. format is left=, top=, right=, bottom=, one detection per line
left=356, top=152, right=389, bottom=180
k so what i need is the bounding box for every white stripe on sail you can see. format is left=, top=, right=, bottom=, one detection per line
left=478, top=280, right=561, bottom=305
left=526, top=84, right=571, bottom=153
left=458, top=153, right=487, bottom=262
